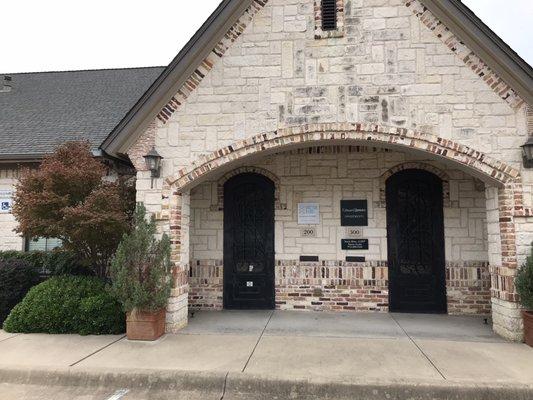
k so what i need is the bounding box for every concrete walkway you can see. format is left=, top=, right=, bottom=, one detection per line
left=1, top=311, right=533, bottom=399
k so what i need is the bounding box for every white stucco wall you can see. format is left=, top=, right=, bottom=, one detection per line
left=0, top=166, right=23, bottom=251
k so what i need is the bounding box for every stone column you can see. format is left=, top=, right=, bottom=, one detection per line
left=486, top=186, right=523, bottom=341
left=166, top=189, right=190, bottom=333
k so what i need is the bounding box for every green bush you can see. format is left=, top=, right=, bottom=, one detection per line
left=0, top=259, right=41, bottom=324
left=3, top=276, right=125, bottom=335
left=0, top=250, right=90, bottom=276
left=516, top=249, right=533, bottom=310
left=109, top=204, right=172, bottom=313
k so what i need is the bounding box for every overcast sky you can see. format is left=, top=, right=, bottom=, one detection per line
left=1, top=0, right=531, bottom=74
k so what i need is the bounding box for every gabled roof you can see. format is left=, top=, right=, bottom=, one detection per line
left=100, top=0, right=533, bottom=159
left=0, top=66, right=164, bottom=162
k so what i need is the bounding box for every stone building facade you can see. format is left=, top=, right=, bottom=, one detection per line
left=103, top=0, right=532, bottom=341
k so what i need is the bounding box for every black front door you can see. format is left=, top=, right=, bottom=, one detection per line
left=223, top=173, right=275, bottom=309
left=386, top=169, right=447, bottom=313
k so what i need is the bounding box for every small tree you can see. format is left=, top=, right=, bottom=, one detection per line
left=13, top=141, right=134, bottom=277
left=516, top=247, right=533, bottom=310
left=109, top=204, right=172, bottom=313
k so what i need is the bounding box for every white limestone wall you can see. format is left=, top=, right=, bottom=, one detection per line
left=129, top=0, right=530, bottom=339
left=0, top=167, right=23, bottom=251
left=144, top=0, right=529, bottom=189
left=189, top=148, right=488, bottom=263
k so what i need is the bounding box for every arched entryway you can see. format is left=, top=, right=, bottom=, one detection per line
left=164, top=123, right=528, bottom=340
left=223, top=173, right=275, bottom=309
left=386, top=169, right=446, bottom=313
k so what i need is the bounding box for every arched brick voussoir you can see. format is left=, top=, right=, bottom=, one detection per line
left=167, top=123, right=521, bottom=191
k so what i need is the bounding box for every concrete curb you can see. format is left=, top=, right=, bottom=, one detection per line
left=0, top=367, right=226, bottom=395
left=1, top=367, right=532, bottom=400
left=225, top=373, right=533, bottom=400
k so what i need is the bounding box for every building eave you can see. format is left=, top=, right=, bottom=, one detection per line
left=0, top=154, right=45, bottom=164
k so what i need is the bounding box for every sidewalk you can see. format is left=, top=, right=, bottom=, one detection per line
left=1, top=311, right=533, bottom=399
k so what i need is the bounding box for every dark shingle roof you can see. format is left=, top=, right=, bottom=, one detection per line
left=0, top=66, right=164, bottom=159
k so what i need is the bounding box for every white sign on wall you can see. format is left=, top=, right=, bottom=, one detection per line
left=298, top=203, right=320, bottom=225
left=0, top=190, right=13, bottom=214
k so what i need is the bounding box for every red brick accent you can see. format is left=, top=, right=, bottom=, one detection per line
left=188, top=259, right=491, bottom=314
left=169, top=190, right=188, bottom=294
left=404, top=0, right=524, bottom=109
left=276, top=259, right=389, bottom=312
left=189, top=259, right=223, bottom=310
left=169, top=123, right=521, bottom=190
left=446, top=261, right=491, bottom=315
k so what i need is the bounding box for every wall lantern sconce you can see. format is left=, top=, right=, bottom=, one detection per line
left=143, top=147, right=163, bottom=178
left=521, top=138, right=533, bottom=168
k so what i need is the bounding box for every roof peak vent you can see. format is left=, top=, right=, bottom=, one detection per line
left=1, top=76, right=12, bottom=93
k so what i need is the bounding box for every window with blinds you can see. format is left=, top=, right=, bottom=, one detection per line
left=321, top=0, right=337, bottom=31
left=26, top=237, right=62, bottom=252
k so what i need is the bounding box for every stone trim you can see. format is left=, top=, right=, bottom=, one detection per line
left=169, top=123, right=521, bottom=190
left=155, top=0, right=268, bottom=125
left=314, top=0, right=345, bottom=39
left=404, top=0, right=524, bottom=109
left=212, top=166, right=286, bottom=211
left=377, top=162, right=451, bottom=208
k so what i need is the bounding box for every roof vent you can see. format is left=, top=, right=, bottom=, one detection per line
left=1, top=76, right=12, bottom=93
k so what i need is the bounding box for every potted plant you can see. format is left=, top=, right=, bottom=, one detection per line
left=110, top=204, right=172, bottom=341
left=516, top=248, right=533, bottom=347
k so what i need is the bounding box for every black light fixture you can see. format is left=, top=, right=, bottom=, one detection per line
left=143, top=147, right=163, bottom=178
left=521, top=138, right=533, bottom=168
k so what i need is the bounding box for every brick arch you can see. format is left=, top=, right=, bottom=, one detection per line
left=377, top=162, right=451, bottom=207
left=212, top=166, right=286, bottom=211
left=167, top=123, right=521, bottom=190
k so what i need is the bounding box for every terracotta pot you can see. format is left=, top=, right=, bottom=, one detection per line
left=126, top=309, right=166, bottom=341
left=524, top=310, right=533, bottom=347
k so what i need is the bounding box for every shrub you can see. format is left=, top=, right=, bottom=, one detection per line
left=3, top=276, right=125, bottom=335
left=0, top=259, right=41, bottom=324
left=109, top=204, right=172, bottom=313
left=0, top=250, right=89, bottom=277
left=516, top=249, right=533, bottom=310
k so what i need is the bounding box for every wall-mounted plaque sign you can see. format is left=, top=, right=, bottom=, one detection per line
left=298, top=203, right=320, bottom=225
left=0, top=190, right=12, bottom=214
left=341, top=200, right=368, bottom=226
left=341, top=239, right=369, bottom=250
